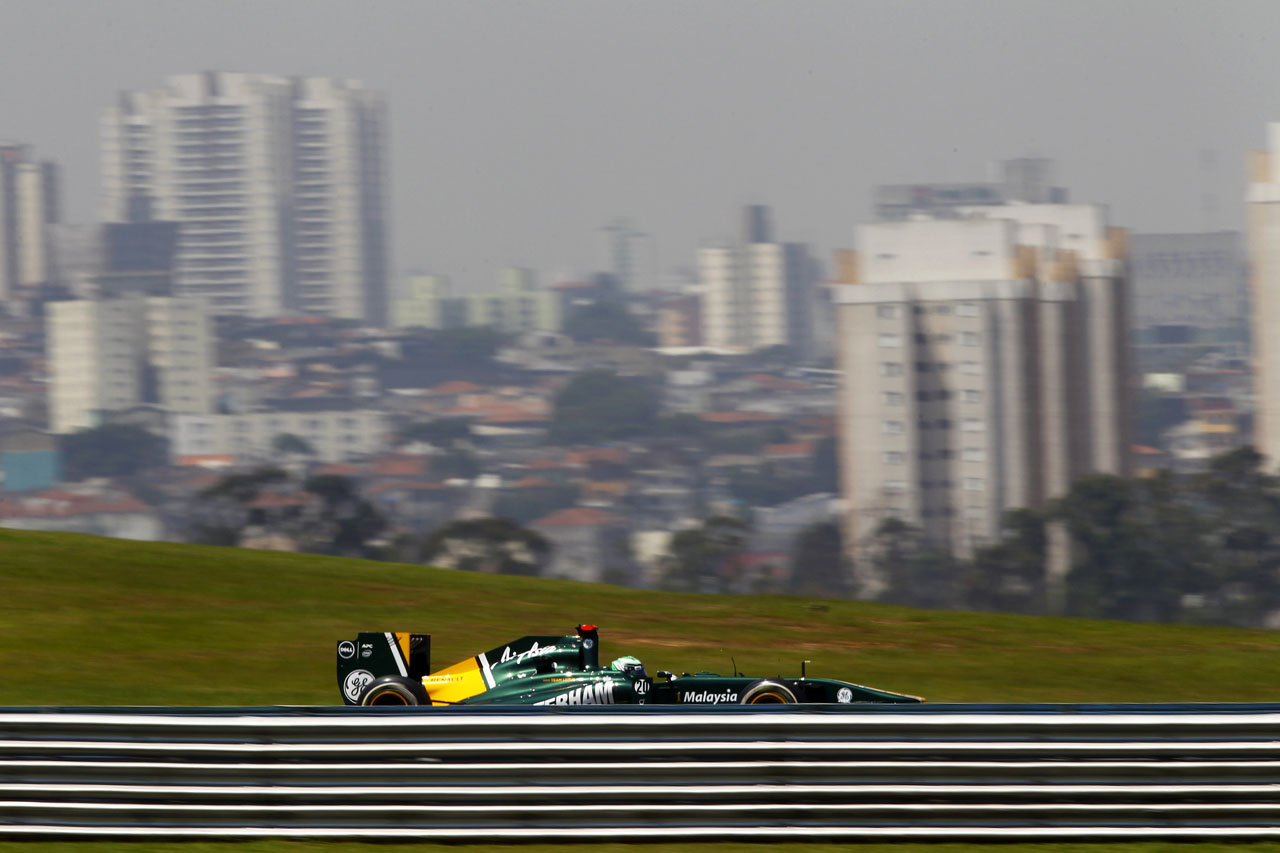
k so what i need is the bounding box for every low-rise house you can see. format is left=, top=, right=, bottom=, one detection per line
left=530, top=506, right=632, bottom=585
left=0, top=488, right=162, bottom=540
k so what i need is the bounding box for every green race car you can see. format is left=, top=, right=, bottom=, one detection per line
left=336, top=624, right=922, bottom=707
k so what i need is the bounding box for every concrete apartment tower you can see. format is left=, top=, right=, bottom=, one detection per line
left=832, top=205, right=1129, bottom=592
left=0, top=143, right=60, bottom=310
left=698, top=205, right=817, bottom=354
left=100, top=72, right=388, bottom=323
left=47, top=296, right=214, bottom=434
left=1246, top=123, right=1280, bottom=466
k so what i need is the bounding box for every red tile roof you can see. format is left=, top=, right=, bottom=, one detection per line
left=765, top=440, right=815, bottom=458
left=700, top=411, right=778, bottom=424
left=370, top=455, right=428, bottom=477
left=431, top=381, right=482, bottom=394
left=510, top=476, right=553, bottom=489
left=564, top=448, right=628, bottom=465
left=246, top=492, right=312, bottom=509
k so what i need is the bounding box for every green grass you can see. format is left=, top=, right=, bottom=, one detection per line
left=3, top=528, right=1280, bottom=706
left=4, top=529, right=1280, bottom=851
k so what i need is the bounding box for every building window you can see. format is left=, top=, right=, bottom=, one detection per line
left=914, top=333, right=927, bottom=344
left=964, top=477, right=985, bottom=492
left=962, top=389, right=982, bottom=404
left=963, top=447, right=985, bottom=462
left=960, top=361, right=980, bottom=375
left=878, top=333, right=902, bottom=348
left=957, top=302, right=979, bottom=317
left=961, top=331, right=980, bottom=346
left=935, top=419, right=951, bottom=430
left=935, top=304, right=953, bottom=315
left=884, top=480, right=907, bottom=493
left=884, top=451, right=905, bottom=465
left=882, top=391, right=905, bottom=406
left=965, top=506, right=985, bottom=519
left=961, top=418, right=985, bottom=432
left=876, top=305, right=900, bottom=319
left=880, top=362, right=903, bottom=377
left=882, top=420, right=905, bottom=435
left=916, top=362, right=931, bottom=372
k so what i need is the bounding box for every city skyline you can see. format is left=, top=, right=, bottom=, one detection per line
left=2, top=1, right=1279, bottom=291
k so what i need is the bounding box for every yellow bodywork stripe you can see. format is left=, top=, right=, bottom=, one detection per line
left=395, top=632, right=411, bottom=661
left=420, top=656, right=489, bottom=706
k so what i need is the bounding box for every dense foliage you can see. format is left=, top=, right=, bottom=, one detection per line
left=873, top=447, right=1280, bottom=628
left=549, top=370, right=659, bottom=444
left=62, top=423, right=169, bottom=481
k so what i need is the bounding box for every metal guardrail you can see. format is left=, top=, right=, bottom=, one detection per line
left=5, top=703, right=1280, bottom=839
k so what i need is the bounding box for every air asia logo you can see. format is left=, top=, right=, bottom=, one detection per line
left=343, top=669, right=374, bottom=703
left=534, top=681, right=615, bottom=706
left=836, top=687, right=854, bottom=703
left=680, top=690, right=739, bottom=704
left=338, top=641, right=355, bottom=660
left=500, top=642, right=555, bottom=665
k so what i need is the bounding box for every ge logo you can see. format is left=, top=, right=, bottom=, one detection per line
left=634, top=679, right=651, bottom=696
left=343, top=670, right=374, bottom=703
left=338, top=641, right=355, bottom=660
left=583, top=638, right=595, bottom=649
left=836, top=687, right=853, bottom=704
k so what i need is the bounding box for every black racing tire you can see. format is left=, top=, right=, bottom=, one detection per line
left=739, top=679, right=797, bottom=705
left=359, top=675, right=428, bottom=706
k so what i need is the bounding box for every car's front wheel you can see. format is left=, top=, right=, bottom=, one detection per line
left=359, top=675, right=428, bottom=706
left=739, top=679, right=797, bottom=705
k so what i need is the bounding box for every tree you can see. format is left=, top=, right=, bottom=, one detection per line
left=789, top=522, right=847, bottom=596
left=867, top=518, right=961, bottom=609
left=549, top=370, right=659, bottom=444
left=301, top=475, right=387, bottom=558
left=62, top=424, right=169, bottom=481
left=962, top=509, right=1048, bottom=613
left=421, top=518, right=551, bottom=576
left=659, top=516, right=750, bottom=593
left=272, top=433, right=315, bottom=457
left=811, top=436, right=839, bottom=494
left=563, top=300, right=654, bottom=346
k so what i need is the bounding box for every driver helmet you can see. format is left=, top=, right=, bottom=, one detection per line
left=610, top=655, right=647, bottom=679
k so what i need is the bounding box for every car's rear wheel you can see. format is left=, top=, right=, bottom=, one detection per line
left=359, top=675, right=427, bottom=706
left=739, top=679, right=797, bottom=705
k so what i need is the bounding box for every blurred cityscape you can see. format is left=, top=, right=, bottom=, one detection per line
left=0, top=70, right=1272, bottom=625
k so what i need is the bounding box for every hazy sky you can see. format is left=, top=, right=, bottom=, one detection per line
left=3, top=0, right=1280, bottom=292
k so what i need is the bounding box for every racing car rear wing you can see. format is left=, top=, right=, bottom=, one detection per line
left=336, top=632, right=430, bottom=704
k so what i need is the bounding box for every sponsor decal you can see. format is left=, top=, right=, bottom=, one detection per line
left=338, top=641, right=355, bottom=660
left=680, top=690, right=739, bottom=704
left=360, top=642, right=373, bottom=659
left=836, top=687, right=854, bottom=704
left=583, top=638, right=595, bottom=649
left=343, top=669, right=374, bottom=703
left=534, top=681, right=615, bottom=706
left=500, top=641, right=555, bottom=665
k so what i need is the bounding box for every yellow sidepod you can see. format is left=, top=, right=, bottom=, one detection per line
left=420, top=655, right=492, bottom=705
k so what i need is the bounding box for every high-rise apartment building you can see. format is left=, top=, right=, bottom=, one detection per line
left=833, top=204, right=1129, bottom=586
left=100, top=72, right=388, bottom=323
left=1246, top=124, right=1280, bottom=465
left=47, top=295, right=214, bottom=434
left=0, top=143, right=60, bottom=309
left=698, top=205, right=818, bottom=354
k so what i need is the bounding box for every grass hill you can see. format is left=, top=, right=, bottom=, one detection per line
left=4, top=527, right=1280, bottom=706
